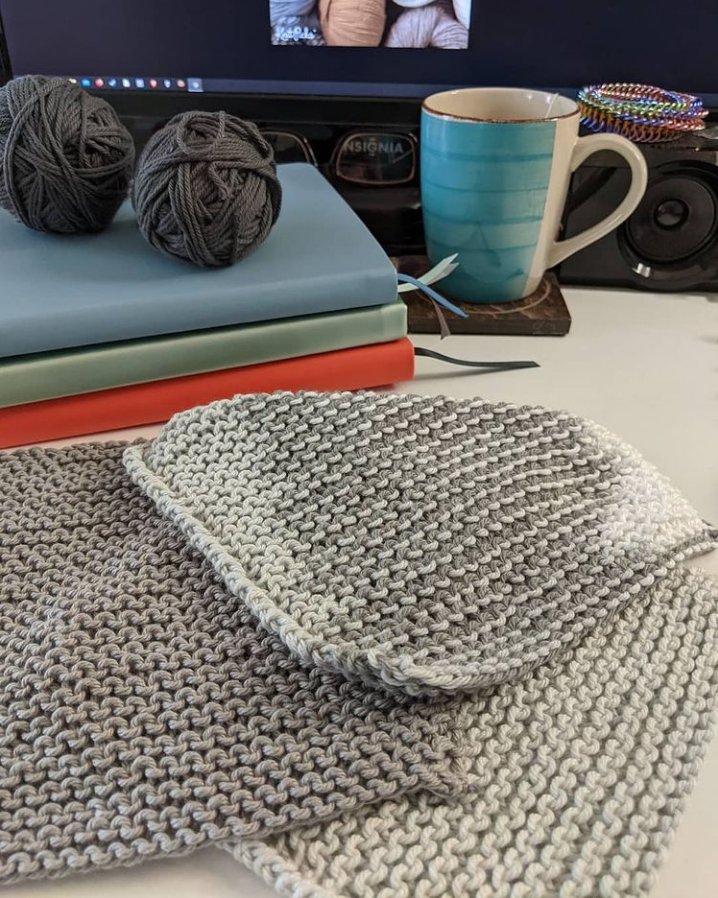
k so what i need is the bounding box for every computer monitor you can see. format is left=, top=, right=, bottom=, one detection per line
left=1, top=0, right=717, bottom=105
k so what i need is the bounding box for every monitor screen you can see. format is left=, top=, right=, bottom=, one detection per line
left=1, top=0, right=717, bottom=104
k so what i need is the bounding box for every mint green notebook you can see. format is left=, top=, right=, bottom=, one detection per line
left=0, top=302, right=407, bottom=408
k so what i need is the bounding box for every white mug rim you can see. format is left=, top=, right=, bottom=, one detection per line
left=423, top=87, right=579, bottom=124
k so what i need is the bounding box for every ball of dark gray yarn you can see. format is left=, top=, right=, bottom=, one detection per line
left=132, top=111, right=282, bottom=268
left=0, top=75, right=135, bottom=234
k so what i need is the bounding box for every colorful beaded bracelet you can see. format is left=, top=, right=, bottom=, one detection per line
left=578, top=83, right=708, bottom=143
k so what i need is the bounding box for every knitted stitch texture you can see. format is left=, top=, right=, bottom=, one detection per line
left=232, top=565, right=718, bottom=898
left=124, top=391, right=716, bottom=696
left=0, top=444, right=466, bottom=885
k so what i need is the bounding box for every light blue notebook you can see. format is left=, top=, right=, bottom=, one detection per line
left=0, top=164, right=398, bottom=358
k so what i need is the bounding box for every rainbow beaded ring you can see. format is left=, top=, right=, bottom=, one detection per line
left=578, top=83, right=708, bottom=143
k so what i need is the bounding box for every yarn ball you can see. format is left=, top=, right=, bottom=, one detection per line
left=0, top=75, right=135, bottom=234
left=132, top=111, right=282, bottom=268
left=319, top=0, right=386, bottom=46
left=452, top=0, right=471, bottom=28
left=270, top=0, right=317, bottom=26
left=386, top=3, right=468, bottom=48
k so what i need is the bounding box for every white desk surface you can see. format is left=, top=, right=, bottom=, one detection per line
left=8, top=286, right=718, bottom=898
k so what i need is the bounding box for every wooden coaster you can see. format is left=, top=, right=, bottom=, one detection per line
left=392, top=256, right=571, bottom=336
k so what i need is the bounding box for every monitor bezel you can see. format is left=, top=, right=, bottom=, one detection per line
left=2, top=12, right=717, bottom=123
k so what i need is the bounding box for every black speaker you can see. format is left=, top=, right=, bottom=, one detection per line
left=559, top=133, right=718, bottom=292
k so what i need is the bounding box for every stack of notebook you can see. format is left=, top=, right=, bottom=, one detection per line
left=0, top=164, right=412, bottom=449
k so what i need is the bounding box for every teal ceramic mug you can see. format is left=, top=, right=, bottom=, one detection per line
left=421, top=87, right=648, bottom=303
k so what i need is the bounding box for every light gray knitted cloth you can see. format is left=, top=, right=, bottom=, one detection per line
left=232, top=564, right=718, bottom=898
left=4, top=391, right=717, bottom=893
left=124, top=391, right=716, bottom=697
left=0, top=444, right=466, bottom=885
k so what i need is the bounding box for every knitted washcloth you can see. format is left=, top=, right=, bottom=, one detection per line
left=124, top=391, right=716, bottom=696
left=0, top=445, right=466, bottom=885
left=232, top=564, right=718, bottom=898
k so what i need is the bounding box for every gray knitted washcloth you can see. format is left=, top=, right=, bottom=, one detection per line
left=0, top=444, right=466, bottom=885
left=123, top=391, right=716, bottom=697
left=231, top=564, right=718, bottom=898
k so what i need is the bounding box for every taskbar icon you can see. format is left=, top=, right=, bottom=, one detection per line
left=73, top=76, right=199, bottom=92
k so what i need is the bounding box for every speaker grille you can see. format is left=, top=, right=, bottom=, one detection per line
left=624, top=172, right=718, bottom=264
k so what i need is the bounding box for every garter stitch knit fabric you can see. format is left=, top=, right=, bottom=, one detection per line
left=4, top=390, right=718, bottom=893
left=0, top=444, right=466, bottom=885
left=232, top=564, right=718, bottom=898
left=123, top=391, right=716, bottom=697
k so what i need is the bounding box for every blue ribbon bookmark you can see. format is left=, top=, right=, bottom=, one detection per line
left=396, top=272, right=469, bottom=318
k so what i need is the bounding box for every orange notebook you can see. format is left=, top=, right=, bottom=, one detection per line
left=1, top=339, right=415, bottom=449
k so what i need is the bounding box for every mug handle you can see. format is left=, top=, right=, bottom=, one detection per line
left=547, top=133, right=648, bottom=269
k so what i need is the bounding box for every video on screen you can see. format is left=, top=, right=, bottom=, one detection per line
left=269, top=0, right=472, bottom=49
